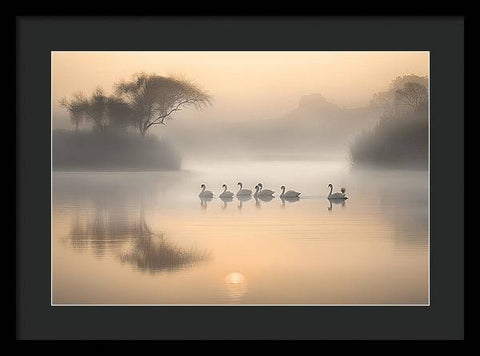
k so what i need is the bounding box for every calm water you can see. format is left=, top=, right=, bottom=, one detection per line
left=52, top=160, right=428, bottom=304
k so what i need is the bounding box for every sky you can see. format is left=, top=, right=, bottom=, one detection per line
left=52, top=51, right=429, bottom=128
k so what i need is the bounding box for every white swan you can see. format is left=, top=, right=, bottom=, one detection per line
left=199, top=184, right=214, bottom=198
left=327, top=183, right=348, bottom=200
left=257, top=183, right=274, bottom=196
left=258, top=195, right=274, bottom=202
left=254, top=185, right=274, bottom=198
left=280, top=185, right=301, bottom=198
left=219, top=184, right=234, bottom=199
left=237, top=182, right=252, bottom=196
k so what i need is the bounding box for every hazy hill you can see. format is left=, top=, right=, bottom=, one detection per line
left=162, top=94, right=380, bottom=160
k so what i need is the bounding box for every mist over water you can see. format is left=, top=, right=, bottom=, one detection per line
left=52, top=160, right=428, bottom=304
left=51, top=52, right=429, bottom=304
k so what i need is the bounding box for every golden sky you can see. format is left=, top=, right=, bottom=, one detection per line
left=52, top=51, right=428, bottom=126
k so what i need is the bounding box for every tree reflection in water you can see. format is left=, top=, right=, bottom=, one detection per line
left=120, top=234, right=209, bottom=273
left=63, top=176, right=210, bottom=272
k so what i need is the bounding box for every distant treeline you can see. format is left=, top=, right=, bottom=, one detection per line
left=53, top=130, right=181, bottom=171
left=350, top=75, right=428, bottom=169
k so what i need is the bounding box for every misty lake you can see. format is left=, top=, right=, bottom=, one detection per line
left=52, top=160, right=428, bottom=305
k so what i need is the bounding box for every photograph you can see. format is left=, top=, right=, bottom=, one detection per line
left=51, top=51, right=430, bottom=305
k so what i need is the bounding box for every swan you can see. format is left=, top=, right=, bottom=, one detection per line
left=254, top=185, right=275, bottom=199
left=257, top=183, right=274, bottom=196
left=258, top=194, right=274, bottom=202
left=280, top=185, right=301, bottom=198
left=327, top=183, right=348, bottom=200
left=199, top=184, right=214, bottom=198
left=219, top=184, right=234, bottom=199
left=237, top=182, right=252, bottom=196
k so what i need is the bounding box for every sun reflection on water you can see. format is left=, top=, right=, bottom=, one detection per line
left=224, top=272, right=248, bottom=303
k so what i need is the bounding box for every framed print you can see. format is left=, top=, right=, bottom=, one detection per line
left=17, top=16, right=464, bottom=340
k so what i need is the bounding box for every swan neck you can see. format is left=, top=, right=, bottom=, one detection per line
left=328, top=185, right=333, bottom=196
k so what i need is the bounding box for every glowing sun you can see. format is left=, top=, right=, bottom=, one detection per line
left=225, top=272, right=246, bottom=284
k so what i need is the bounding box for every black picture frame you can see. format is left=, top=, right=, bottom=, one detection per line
left=17, top=16, right=464, bottom=340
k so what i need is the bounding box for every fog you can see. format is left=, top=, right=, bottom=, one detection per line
left=52, top=51, right=428, bottom=163
left=53, top=161, right=428, bottom=304
left=52, top=52, right=429, bottom=304
left=158, top=93, right=380, bottom=160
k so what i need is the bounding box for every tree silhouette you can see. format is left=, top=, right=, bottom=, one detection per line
left=61, top=88, right=132, bottom=132
left=395, top=82, right=428, bottom=112
left=370, top=75, right=428, bottom=116
left=115, top=73, right=211, bottom=136
left=60, top=92, right=88, bottom=131
left=390, top=75, right=428, bottom=91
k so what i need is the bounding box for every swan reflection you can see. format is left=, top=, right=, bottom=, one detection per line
left=328, top=199, right=346, bottom=211
left=254, top=195, right=261, bottom=208
left=280, top=196, right=300, bottom=208
left=236, top=195, right=252, bottom=210
left=200, top=196, right=213, bottom=209
left=220, top=195, right=234, bottom=210
left=254, top=194, right=274, bottom=209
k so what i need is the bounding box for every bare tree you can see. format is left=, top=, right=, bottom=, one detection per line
left=60, top=88, right=109, bottom=132
left=370, top=91, right=396, bottom=116
left=61, top=88, right=132, bottom=132
left=59, top=92, right=88, bottom=131
left=106, top=96, right=135, bottom=130
left=395, top=82, right=428, bottom=111
left=115, top=73, right=211, bottom=137
left=390, top=75, right=428, bottom=91
left=370, top=75, right=429, bottom=117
